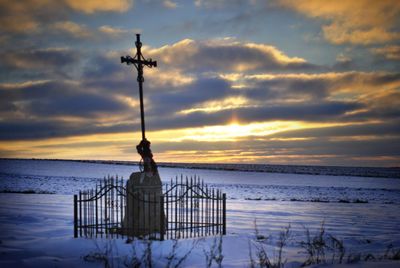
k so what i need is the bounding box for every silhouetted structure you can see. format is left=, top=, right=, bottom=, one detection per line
left=121, top=33, right=158, bottom=174
left=121, top=34, right=162, bottom=236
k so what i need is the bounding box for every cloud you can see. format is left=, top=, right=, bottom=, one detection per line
left=83, top=49, right=194, bottom=96
left=0, top=71, right=366, bottom=141
left=0, top=119, right=133, bottom=140
left=1, top=36, right=399, bottom=168
left=1, top=48, right=80, bottom=70
left=51, top=22, right=137, bottom=40
left=145, top=77, right=233, bottom=119
left=279, top=0, right=400, bottom=45
left=0, top=47, right=81, bottom=82
left=121, top=136, right=400, bottom=166
left=0, top=0, right=133, bottom=36
left=0, top=79, right=131, bottom=121
left=211, top=71, right=400, bottom=124
left=271, top=120, right=400, bottom=139
left=98, top=25, right=130, bottom=36
left=0, top=78, right=137, bottom=141
left=178, top=96, right=253, bottom=115
left=144, top=38, right=316, bottom=73
left=3, top=37, right=399, bottom=130
left=53, top=21, right=92, bottom=39
left=371, top=45, right=400, bottom=60
left=42, top=44, right=400, bottom=132
left=0, top=0, right=61, bottom=33
left=224, top=72, right=400, bottom=102
left=64, top=0, right=133, bottom=13
left=163, top=0, right=177, bottom=9
left=194, top=0, right=253, bottom=9
left=148, top=101, right=362, bottom=131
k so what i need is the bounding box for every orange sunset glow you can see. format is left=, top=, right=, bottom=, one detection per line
left=0, top=0, right=399, bottom=167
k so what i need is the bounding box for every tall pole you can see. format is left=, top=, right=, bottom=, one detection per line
left=121, top=34, right=157, bottom=141
left=121, top=34, right=158, bottom=173
left=135, top=34, right=146, bottom=140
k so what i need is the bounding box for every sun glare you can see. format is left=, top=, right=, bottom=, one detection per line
left=0, top=120, right=380, bottom=161
left=167, top=121, right=332, bottom=142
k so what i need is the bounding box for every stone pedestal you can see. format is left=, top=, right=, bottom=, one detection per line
left=123, top=172, right=164, bottom=237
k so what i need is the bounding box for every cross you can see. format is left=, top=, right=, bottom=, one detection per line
left=121, top=34, right=157, bottom=141
left=121, top=34, right=158, bottom=174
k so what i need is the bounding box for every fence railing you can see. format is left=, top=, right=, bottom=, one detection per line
left=74, top=175, right=226, bottom=240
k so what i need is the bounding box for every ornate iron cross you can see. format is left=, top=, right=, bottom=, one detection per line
left=121, top=34, right=158, bottom=174
left=121, top=34, right=157, bottom=141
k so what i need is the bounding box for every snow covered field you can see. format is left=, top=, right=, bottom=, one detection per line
left=0, top=159, right=399, bottom=267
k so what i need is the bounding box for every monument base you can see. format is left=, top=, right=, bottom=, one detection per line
left=122, top=172, right=164, bottom=237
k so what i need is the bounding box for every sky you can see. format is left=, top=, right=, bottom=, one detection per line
left=1, top=0, right=400, bottom=167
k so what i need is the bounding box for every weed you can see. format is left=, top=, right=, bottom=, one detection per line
left=383, top=244, right=400, bottom=260
left=166, top=239, right=198, bottom=268
left=276, top=224, right=291, bottom=268
left=84, top=239, right=118, bottom=268
left=328, top=234, right=345, bottom=264
left=249, top=223, right=291, bottom=268
left=346, top=252, right=361, bottom=263
left=300, top=222, right=327, bottom=266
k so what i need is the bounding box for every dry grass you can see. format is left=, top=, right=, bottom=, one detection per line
left=249, top=220, right=291, bottom=268
left=82, top=222, right=400, bottom=268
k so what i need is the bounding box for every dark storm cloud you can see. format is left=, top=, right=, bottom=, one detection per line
left=368, top=72, right=400, bottom=85
left=26, top=93, right=127, bottom=117
left=0, top=120, right=78, bottom=140
left=82, top=54, right=137, bottom=96
left=243, top=77, right=332, bottom=100
left=2, top=48, right=80, bottom=69
left=1, top=79, right=131, bottom=120
left=242, top=72, right=400, bottom=101
left=0, top=119, right=133, bottom=140
left=146, top=101, right=362, bottom=130
left=0, top=48, right=81, bottom=81
left=0, top=80, right=69, bottom=100
left=84, top=54, right=120, bottom=78
left=270, top=120, right=400, bottom=139
left=147, top=78, right=232, bottom=115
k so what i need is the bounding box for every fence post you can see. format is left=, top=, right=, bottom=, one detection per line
left=160, top=195, right=165, bottom=241
left=222, top=193, right=226, bottom=235
left=74, top=194, right=78, bottom=238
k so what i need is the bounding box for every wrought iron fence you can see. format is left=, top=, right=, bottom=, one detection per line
left=74, top=175, right=226, bottom=240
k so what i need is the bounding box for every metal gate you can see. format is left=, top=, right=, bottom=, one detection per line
left=74, top=175, right=226, bottom=240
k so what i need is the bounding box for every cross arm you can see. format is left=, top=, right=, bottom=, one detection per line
left=121, top=56, right=157, bottom=68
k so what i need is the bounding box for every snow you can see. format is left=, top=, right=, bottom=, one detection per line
left=0, top=159, right=400, bottom=267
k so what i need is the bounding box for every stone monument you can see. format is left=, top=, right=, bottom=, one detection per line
left=121, top=34, right=164, bottom=237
